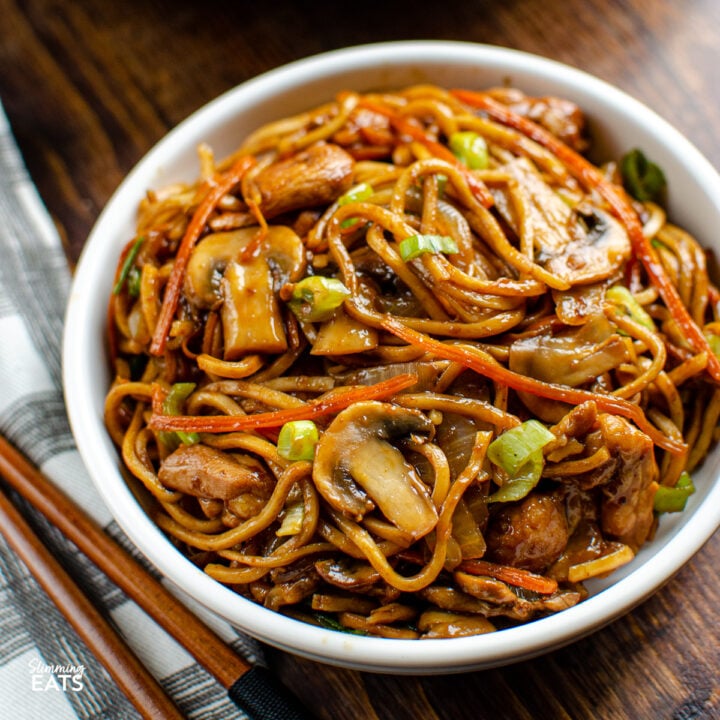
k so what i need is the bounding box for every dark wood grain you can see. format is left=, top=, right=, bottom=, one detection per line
left=1, top=0, right=718, bottom=717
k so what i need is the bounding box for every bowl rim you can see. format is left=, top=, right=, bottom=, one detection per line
left=63, top=40, right=720, bottom=673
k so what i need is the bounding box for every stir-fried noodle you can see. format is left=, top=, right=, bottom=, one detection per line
left=105, top=85, right=717, bottom=638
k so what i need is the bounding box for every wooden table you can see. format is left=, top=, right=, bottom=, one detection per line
left=2, top=0, right=718, bottom=717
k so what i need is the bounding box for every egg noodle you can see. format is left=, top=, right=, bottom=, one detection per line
left=105, top=85, right=718, bottom=638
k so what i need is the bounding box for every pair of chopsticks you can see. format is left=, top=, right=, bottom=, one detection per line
left=0, top=434, right=314, bottom=720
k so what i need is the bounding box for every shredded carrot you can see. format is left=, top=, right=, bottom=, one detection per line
left=149, top=155, right=256, bottom=356
left=149, top=372, right=418, bottom=433
left=357, top=99, right=495, bottom=208
left=458, top=559, right=559, bottom=595
left=451, top=88, right=720, bottom=383
left=376, top=312, right=685, bottom=455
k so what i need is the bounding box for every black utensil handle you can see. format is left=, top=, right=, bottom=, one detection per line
left=228, top=666, right=315, bottom=720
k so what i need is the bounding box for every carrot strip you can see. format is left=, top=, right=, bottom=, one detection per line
left=458, top=559, right=558, bottom=595
left=451, top=88, right=720, bottom=383
left=357, top=99, right=495, bottom=208
left=149, top=372, right=418, bottom=433
left=376, top=312, right=685, bottom=455
left=149, top=155, right=256, bottom=356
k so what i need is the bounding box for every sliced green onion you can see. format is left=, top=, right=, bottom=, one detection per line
left=340, top=217, right=362, bottom=229
left=620, top=148, right=666, bottom=202
left=487, top=419, right=555, bottom=476
left=398, top=234, right=459, bottom=262
left=287, top=276, right=351, bottom=322
left=488, top=449, right=544, bottom=503
left=449, top=131, right=488, bottom=170
left=606, top=285, right=655, bottom=332
left=654, top=471, right=695, bottom=513
left=338, top=182, right=373, bottom=206
left=705, top=332, right=720, bottom=359
left=276, top=501, right=306, bottom=536
left=126, top=266, right=142, bottom=298
left=277, top=420, right=319, bottom=461
left=113, top=236, right=144, bottom=295
left=160, top=382, right=199, bottom=448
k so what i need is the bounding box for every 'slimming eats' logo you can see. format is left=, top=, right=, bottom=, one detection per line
left=28, top=658, right=86, bottom=692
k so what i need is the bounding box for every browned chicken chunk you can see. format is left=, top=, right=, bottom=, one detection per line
left=485, top=493, right=569, bottom=573
left=158, top=443, right=273, bottom=501
left=254, top=143, right=355, bottom=218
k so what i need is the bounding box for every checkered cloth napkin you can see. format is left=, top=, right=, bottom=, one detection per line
left=0, top=101, right=263, bottom=719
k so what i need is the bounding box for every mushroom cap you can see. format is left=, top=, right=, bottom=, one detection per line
left=313, top=401, right=439, bottom=538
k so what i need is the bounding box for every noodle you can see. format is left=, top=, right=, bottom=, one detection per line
left=105, top=84, right=719, bottom=639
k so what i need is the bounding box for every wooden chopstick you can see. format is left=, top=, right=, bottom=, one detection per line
left=0, top=484, right=185, bottom=719
left=0, top=434, right=313, bottom=720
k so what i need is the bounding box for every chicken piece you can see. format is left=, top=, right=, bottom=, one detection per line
left=254, top=143, right=354, bottom=218
left=597, top=414, right=658, bottom=550
left=484, top=493, right=569, bottom=573
left=487, top=87, right=587, bottom=151
left=158, top=444, right=272, bottom=501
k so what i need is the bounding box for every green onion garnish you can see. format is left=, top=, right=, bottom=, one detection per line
left=487, top=419, right=555, bottom=476
left=449, top=131, right=489, bottom=170
left=488, top=450, right=544, bottom=503
left=620, top=148, right=666, bottom=202
left=398, top=234, right=459, bottom=262
left=606, top=285, right=655, bottom=332
left=486, top=420, right=555, bottom=504
left=160, top=382, right=199, bottom=448
left=337, top=183, right=373, bottom=229
left=337, top=182, right=373, bottom=206
left=654, top=471, right=695, bottom=513
left=287, top=276, right=351, bottom=322
left=112, top=236, right=144, bottom=295
left=277, top=420, right=319, bottom=461
left=126, top=266, right=142, bottom=298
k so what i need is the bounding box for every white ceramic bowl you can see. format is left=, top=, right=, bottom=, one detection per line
left=63, top=41, right=720, bottom=674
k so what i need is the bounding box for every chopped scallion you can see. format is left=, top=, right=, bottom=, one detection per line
left=449, top=131, right=488, bottom=170
left=620, top=148, right=666, bottom=202
left=488, top=419, right=555, bottom=476
left=126, top=266, right=142, bottom=298
left=398, top=234, right=459, bottom=262
left=112, top=236, right=144, bottom=295
left=606, top=285, right=655, bottom=332
left=337, top=182, right=373, bottom=206
left=487, top=449, right=544, bottom=503
left=287, top=276, right=351, bottom=322
left=277, top=420, right=319, bottom=461
left=276, top=501, right=306, bottom=536
left=160, top=382, right=199, bottom=448
left=654, top=471, right=695, bottom=513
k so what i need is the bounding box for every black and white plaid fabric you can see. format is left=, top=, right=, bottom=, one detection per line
left=0, top=102, right=262, bottom=719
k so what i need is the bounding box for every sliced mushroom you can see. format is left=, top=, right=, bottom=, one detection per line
left=508, top=315, right=630, bottom=422
left=185, top=225, right=306, bottom=308
left=417, top=610, right=495, bottom=638
left=184, top=225, right=305, bottom=358
left=453, top=572, right=519, bottom=606
left=313, top=401, right=438, bottom=538
left=494, top=158, right=631, bottom=285
left=253, top=142, right=355, bottom=218
left=311, top=306, right=379, bottom=355
left=158, top=443, right=273, bottom=501
left=545, top=204, right=631, bottom=285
